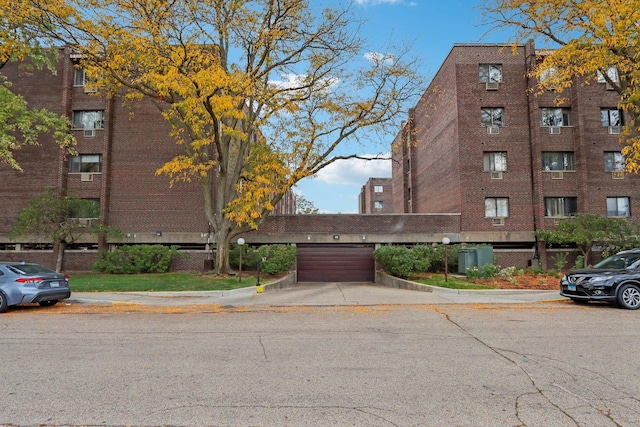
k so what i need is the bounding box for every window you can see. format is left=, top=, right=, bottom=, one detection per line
left=481, top=108, right=504, bottom=127
left=607, top=197, right=630, bottom=217
left=600, top=108, right=622, bottom=126
left=73, top=68, right=88, bottom=86
left=69, top=154, right=102, bottom=173
left=374, top=185, right=383, bottom=193
left=72, top=111, right=104, bottom=129
left=483, top=152, right=507, bottom=172
left=604, top=152, right=625, bottom=172
left=485, top=198, right=509, bottom=218
left=544, top=197, right=577, bottom=217
left=597, top=67, right=619, bottom=84
left=540, top=108, right=571, bottom=126
left=539, top=66, right=558, bottom=83
left=479, top=64, right=502, bottom=83
left=374, top=201, right=384, bottom=209
left=542, top=152, right=575, bottom=171
left=71, top=199, right=100, bottom=218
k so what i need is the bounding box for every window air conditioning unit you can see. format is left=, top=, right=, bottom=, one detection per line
left=551, top=171, right=564, bottom=180
left=80, top=173, right=93, bottom=182
left=485, top=82, right=499, bottom=91
left=612, top=171, right=624, bottom=179
left=487, top=126, right=500, bottom=135
left=84, top=86, right=97, bottom=93
left=549, top=126, right=561, bottom=135
left=491, top=217, right=505, bottom=226
left=608, top=126, right=621, bottom=135
left=490, top=171, right=503, bottom=180
left=84, top=128, right=95, bottom=137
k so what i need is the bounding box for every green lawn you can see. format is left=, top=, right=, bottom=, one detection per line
left=69, top=272, right=263, bottom=292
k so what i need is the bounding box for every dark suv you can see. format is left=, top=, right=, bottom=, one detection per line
left=560, top=249, right=640, bottom=309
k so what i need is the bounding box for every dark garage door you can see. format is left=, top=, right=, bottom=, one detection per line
left=296, top=244, right=375, bottom=282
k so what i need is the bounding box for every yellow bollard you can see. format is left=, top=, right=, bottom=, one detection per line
left=256, top=285, right=264, bottom=293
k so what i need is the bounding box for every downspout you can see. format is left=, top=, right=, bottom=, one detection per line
left=524, top=40, right=542, bottom=267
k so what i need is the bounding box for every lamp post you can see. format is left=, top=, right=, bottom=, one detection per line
left=237, top=237, right=245, bottom=282
left=442, top=237, right=451, bottom=282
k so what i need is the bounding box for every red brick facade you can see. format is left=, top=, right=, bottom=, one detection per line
left=0, top=48, right=295, bottom=259
left=2, top=44, right=638, bottom=271
left=359, top=178, right=393, bottom=214
left=391, top=42, right=640, bottom=266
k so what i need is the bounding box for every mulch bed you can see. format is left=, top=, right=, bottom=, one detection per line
left=468, top=274, right=560, bottom=290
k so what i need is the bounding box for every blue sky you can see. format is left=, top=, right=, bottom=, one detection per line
left=294, top=0, right=515, bottom=213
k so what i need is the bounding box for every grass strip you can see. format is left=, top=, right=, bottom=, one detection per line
left=70, top=272, right=260, bottom=292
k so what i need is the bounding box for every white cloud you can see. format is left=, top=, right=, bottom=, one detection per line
left=355, top=0, right=405, bottom=5
left=269, top=73, right=306, bottom=90
left=269, top=73, right=339, bottom=91
left=314, top=155, right=391, bottom=186
left=364, top=51, right=395, bottom=65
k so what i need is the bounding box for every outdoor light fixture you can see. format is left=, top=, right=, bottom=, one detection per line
left=333, top=235, right=340, bottom=240
left=156, top=231, right=162, bottom=237
left=442, top=237, right=451, bottom=282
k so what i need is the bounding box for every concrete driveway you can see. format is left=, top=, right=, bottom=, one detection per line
left=68, top=282, right=563, bottom=307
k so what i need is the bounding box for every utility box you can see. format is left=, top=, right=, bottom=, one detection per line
left=475, top=246, right=494, bottom=267
left=458, top=248, right=477, bottom=274
left=458, top=246, right=494, bottom=274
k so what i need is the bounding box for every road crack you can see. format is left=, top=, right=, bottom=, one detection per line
left=435, top=308, right=580, bottom=426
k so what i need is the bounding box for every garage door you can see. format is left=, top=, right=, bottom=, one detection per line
left=296, top=244, right=375, bottom=282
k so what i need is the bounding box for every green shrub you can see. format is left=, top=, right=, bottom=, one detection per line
left=466, top=263, right=500, bottom=279
left=93, top=245, right=180, bottom=274
left=551, top=252, right=568, bottom=270
left=427, top=244, right=459, bottom=273
left=373, top=245, right=433, bottom=278
left=230, top=244, right=296, bottom=275
left=257, top=244, right=296, bottom=275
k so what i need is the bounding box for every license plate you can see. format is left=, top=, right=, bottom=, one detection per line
left=567, top=285, right=576, bottom=291
left=49, top=281, right=59, bottom=288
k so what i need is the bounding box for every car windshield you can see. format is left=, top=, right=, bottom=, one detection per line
left=6, top=264, right=56, bottom=275
left=593, top=254, right=640, bottom=270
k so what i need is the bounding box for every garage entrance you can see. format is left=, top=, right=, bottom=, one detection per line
left=296, top=244, right=375, bottom=282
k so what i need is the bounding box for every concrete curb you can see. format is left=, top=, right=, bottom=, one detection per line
left=375, top=271, right=558, bottom=295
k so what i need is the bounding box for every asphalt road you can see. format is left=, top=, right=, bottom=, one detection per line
left=1, top=301, right=639, bottom=426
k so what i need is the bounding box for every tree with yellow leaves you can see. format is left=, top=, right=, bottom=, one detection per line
left=0, top=0, right=75, bottom=170
left=482, top=0, right=640, bottom=173
left=28, top=0, right=422, bottom=274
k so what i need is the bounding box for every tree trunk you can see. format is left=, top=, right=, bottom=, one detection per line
left=54, top=241, right=67, bottom=272
left=214, top=228, right=232, bottom=275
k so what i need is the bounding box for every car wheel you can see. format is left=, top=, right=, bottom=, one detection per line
left=0, top=291, right=7, bottom=313
left=38, top=300, right=58, bottom=307
left=617, top=284, right=640, bottom=310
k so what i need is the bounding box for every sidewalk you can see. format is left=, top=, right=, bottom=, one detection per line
left=68, top=282, right=564, bottom=307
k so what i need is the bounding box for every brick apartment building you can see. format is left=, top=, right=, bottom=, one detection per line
left=359, top=178, right=393, bottom=214
left=2, top=42, right=639, bottom=276
left=0, top=47, right=295, bottom=270
left=391, top=42, right=640, bottom=265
